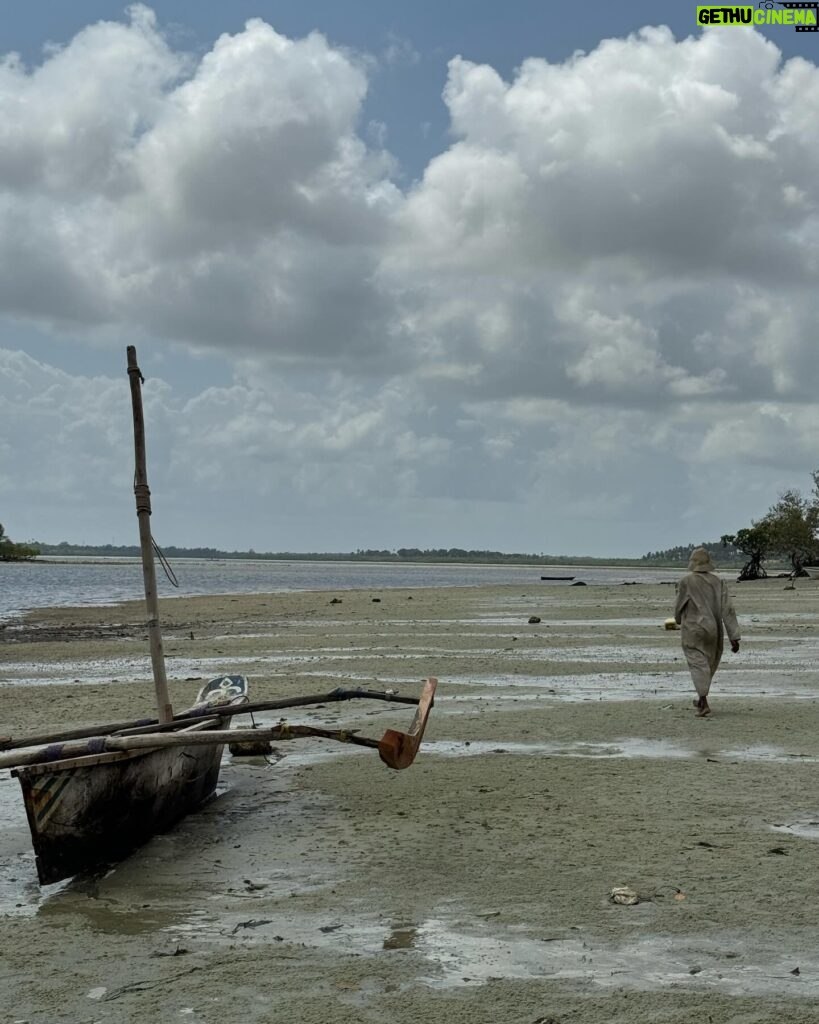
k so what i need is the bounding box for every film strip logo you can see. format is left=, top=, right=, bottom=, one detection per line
left=761, top=1, right=819, bottom=30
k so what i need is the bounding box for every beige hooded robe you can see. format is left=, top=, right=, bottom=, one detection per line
left=674, top=548, right=740, bottom=698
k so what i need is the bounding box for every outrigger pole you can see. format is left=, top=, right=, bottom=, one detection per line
left=0, top=687, right=427, bottom=752
left=126, top=345, right=173, bottom=725
left=0, top=679, right=437, bottom=772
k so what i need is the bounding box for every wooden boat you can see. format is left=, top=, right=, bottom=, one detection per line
left=541, top=575, right=575, bottom=581
left=0, top=347, right=435, bottom=885
left=11, top=689, right=243, bottom=885
left=11, top=675, right=250, bottom=883
left=4, top=675, right=436, bottom=885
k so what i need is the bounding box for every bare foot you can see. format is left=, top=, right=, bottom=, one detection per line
left=695, top=697, right=711, bottom=717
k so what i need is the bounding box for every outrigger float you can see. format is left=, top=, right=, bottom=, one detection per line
left=0, top=347, right=436, bottom=885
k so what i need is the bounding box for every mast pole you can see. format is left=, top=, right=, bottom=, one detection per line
left=126, top=345, right=173, bottom=724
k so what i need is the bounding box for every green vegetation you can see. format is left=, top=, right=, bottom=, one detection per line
left=0, top=523, right=39, bottom=561
left=721, top=524, right=773, bottom=581
left=721, top=473, right=819, bottom=580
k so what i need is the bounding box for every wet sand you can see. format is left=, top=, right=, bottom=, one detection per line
left=3, top=578, right=819, bottom=1023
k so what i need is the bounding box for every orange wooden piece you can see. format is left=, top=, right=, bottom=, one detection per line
left=378, top=677, right=437, bottom=770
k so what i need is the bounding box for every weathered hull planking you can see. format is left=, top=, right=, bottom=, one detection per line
left=13, top=740, right=224, bottom=885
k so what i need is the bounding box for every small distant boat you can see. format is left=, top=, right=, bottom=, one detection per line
left=540, top=575, right=575, bottom=581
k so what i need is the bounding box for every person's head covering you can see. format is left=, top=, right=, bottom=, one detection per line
left=688, top=547, right=715, bottom=573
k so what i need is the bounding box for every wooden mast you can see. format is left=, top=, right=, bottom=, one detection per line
left=126, top=346, right=173, bottom=724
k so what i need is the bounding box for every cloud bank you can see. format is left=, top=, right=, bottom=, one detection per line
left=1, top=8, right=818, bottom=552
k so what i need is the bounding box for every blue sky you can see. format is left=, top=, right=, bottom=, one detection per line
left=2, top=3, right=819, bottom=554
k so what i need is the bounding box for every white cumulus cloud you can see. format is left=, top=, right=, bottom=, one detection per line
left=1, top=13, right=819, bottom=553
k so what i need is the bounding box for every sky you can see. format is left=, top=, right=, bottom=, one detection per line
left=2, top=1, right=819, bottom=556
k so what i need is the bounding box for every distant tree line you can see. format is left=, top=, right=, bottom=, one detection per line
left=30, top=541, right=642, bottom=566
left=0, top=523, right=39, bottom=561
left=640, top=540, right=744, bottom=567
left=15, top=539, right=779, bottom=569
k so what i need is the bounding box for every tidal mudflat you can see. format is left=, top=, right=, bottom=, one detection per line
left=2, top=577, right=819, bottom=1023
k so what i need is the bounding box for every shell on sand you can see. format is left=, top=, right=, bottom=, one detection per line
left=610, top=886, right=640, bottom=905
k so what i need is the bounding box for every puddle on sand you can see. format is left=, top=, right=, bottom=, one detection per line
left=471, top=615, right=667, bottom=627
left=163, top=905, right=819, bottom=998
left=240, top=736, right=819, bottom=770
left=226, top=733, right=819, bottom=771
left=425, top=739, right=819, bottom=766
left=427, top=738, right=692, bottom=760
left=288, top=668, right=819, bottom=703
left=417, top=669, right=819, bottom=701
left=383, top=925, right=418, bottom=950
left=0, top=652, right=353, bottom=688
left=770, top=819, right=819, bottom=840
left=409, top=919, right=819, bottom=996
left=505, top=640, right=819, bottom=669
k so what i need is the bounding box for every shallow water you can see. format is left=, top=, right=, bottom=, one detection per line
left=0, top=559, right=687, bottom=622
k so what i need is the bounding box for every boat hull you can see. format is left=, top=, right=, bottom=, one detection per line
left=13, top=740, right=224, bottom=885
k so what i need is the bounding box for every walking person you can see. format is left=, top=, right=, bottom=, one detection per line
left=674, top=547, right=741, bottom=717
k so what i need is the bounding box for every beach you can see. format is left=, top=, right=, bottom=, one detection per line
left=3, top=577, right=819, bottom=1023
